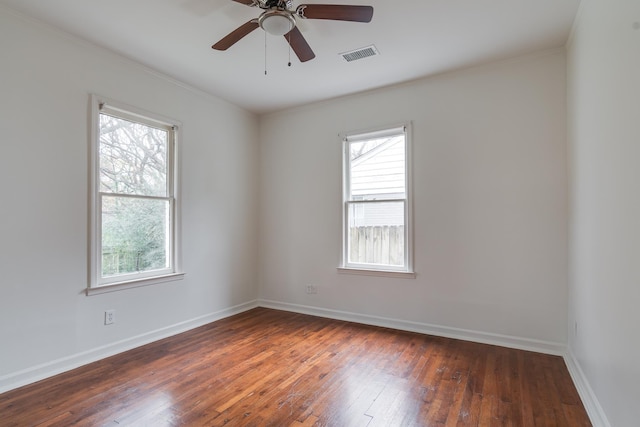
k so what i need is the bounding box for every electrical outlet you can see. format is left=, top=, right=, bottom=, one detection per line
left=306, top=284, right=318, bottom=294
left=105, top=309, right=116, bottom=325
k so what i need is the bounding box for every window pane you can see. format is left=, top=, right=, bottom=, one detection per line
left=99, top=113, right=168, bottom=197
left=101, top=196, right=170, bottom=278
left=349, top=135, right=405, bottom=201
left=347, top=201, right=405, bottom=266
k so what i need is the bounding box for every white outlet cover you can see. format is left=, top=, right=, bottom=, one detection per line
left=105, top=310, right=116, bottom=325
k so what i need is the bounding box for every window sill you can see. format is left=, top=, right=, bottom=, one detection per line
left=337, top=267, right=416, bottom=279
left=86, top=272, right=185, bottom=296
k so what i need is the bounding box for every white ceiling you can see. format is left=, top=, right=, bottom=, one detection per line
left=1, top=0, right=580, bottom=114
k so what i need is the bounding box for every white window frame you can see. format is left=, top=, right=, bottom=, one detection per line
left=88, top=95, right=183, bottom=295
left=338, top=123, right=415, bottom=278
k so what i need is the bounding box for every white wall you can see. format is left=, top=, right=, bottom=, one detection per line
left=567, top=0, right=640, bottom=425
left=0, top=8, right=259, bottom=390
left=259, top=51, right=568, bottom=348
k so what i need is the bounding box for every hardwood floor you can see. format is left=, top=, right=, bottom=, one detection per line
left=1, top=308, right=590, bottom=426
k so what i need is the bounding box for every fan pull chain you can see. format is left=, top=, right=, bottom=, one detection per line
left=264, top=31, right=268, bottom=75
left=288, top=31, right=292, bottom=67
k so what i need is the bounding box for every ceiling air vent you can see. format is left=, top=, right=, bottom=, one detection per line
left=340, top=45, right=379, bottom=62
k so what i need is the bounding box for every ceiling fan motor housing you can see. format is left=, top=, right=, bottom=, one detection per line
left=260, top=0, right=293, bottom=10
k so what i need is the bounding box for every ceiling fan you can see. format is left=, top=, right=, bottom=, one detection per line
left=212, top=0, right=374, bottom=62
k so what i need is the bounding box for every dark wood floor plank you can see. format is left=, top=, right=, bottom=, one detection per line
left=0, top=308, right=591, bottom=426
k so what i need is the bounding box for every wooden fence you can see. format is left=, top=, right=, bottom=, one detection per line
left=349, top=225, right=404, bottom=266
left=102, top=247, right=165, bottom=276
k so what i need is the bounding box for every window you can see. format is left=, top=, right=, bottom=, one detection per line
left=340, top=124, right=414, bottom=276
left=89, top=95, right=182, bottom=293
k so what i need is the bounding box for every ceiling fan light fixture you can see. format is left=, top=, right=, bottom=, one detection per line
left=259, top=11, right=295, bottom=36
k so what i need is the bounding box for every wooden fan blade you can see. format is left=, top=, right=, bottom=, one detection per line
left=231, top=0, right=255, bottom=5
left=212, top=20, right=259, bottom=50
left=297, top=4, right=374, bottom=22
left=284, top=27, right=315, bottom=62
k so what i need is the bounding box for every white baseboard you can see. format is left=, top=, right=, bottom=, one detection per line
left=258, top=299, right=567, bottom=356
left=0, top=300, right=259, bottom=394
left=563, top=350, right=611, bottom=427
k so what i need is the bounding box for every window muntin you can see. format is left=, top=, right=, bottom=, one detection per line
left=90, top=96, right=181, bottom=290
left=342, top=125, right=412, bottom=273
